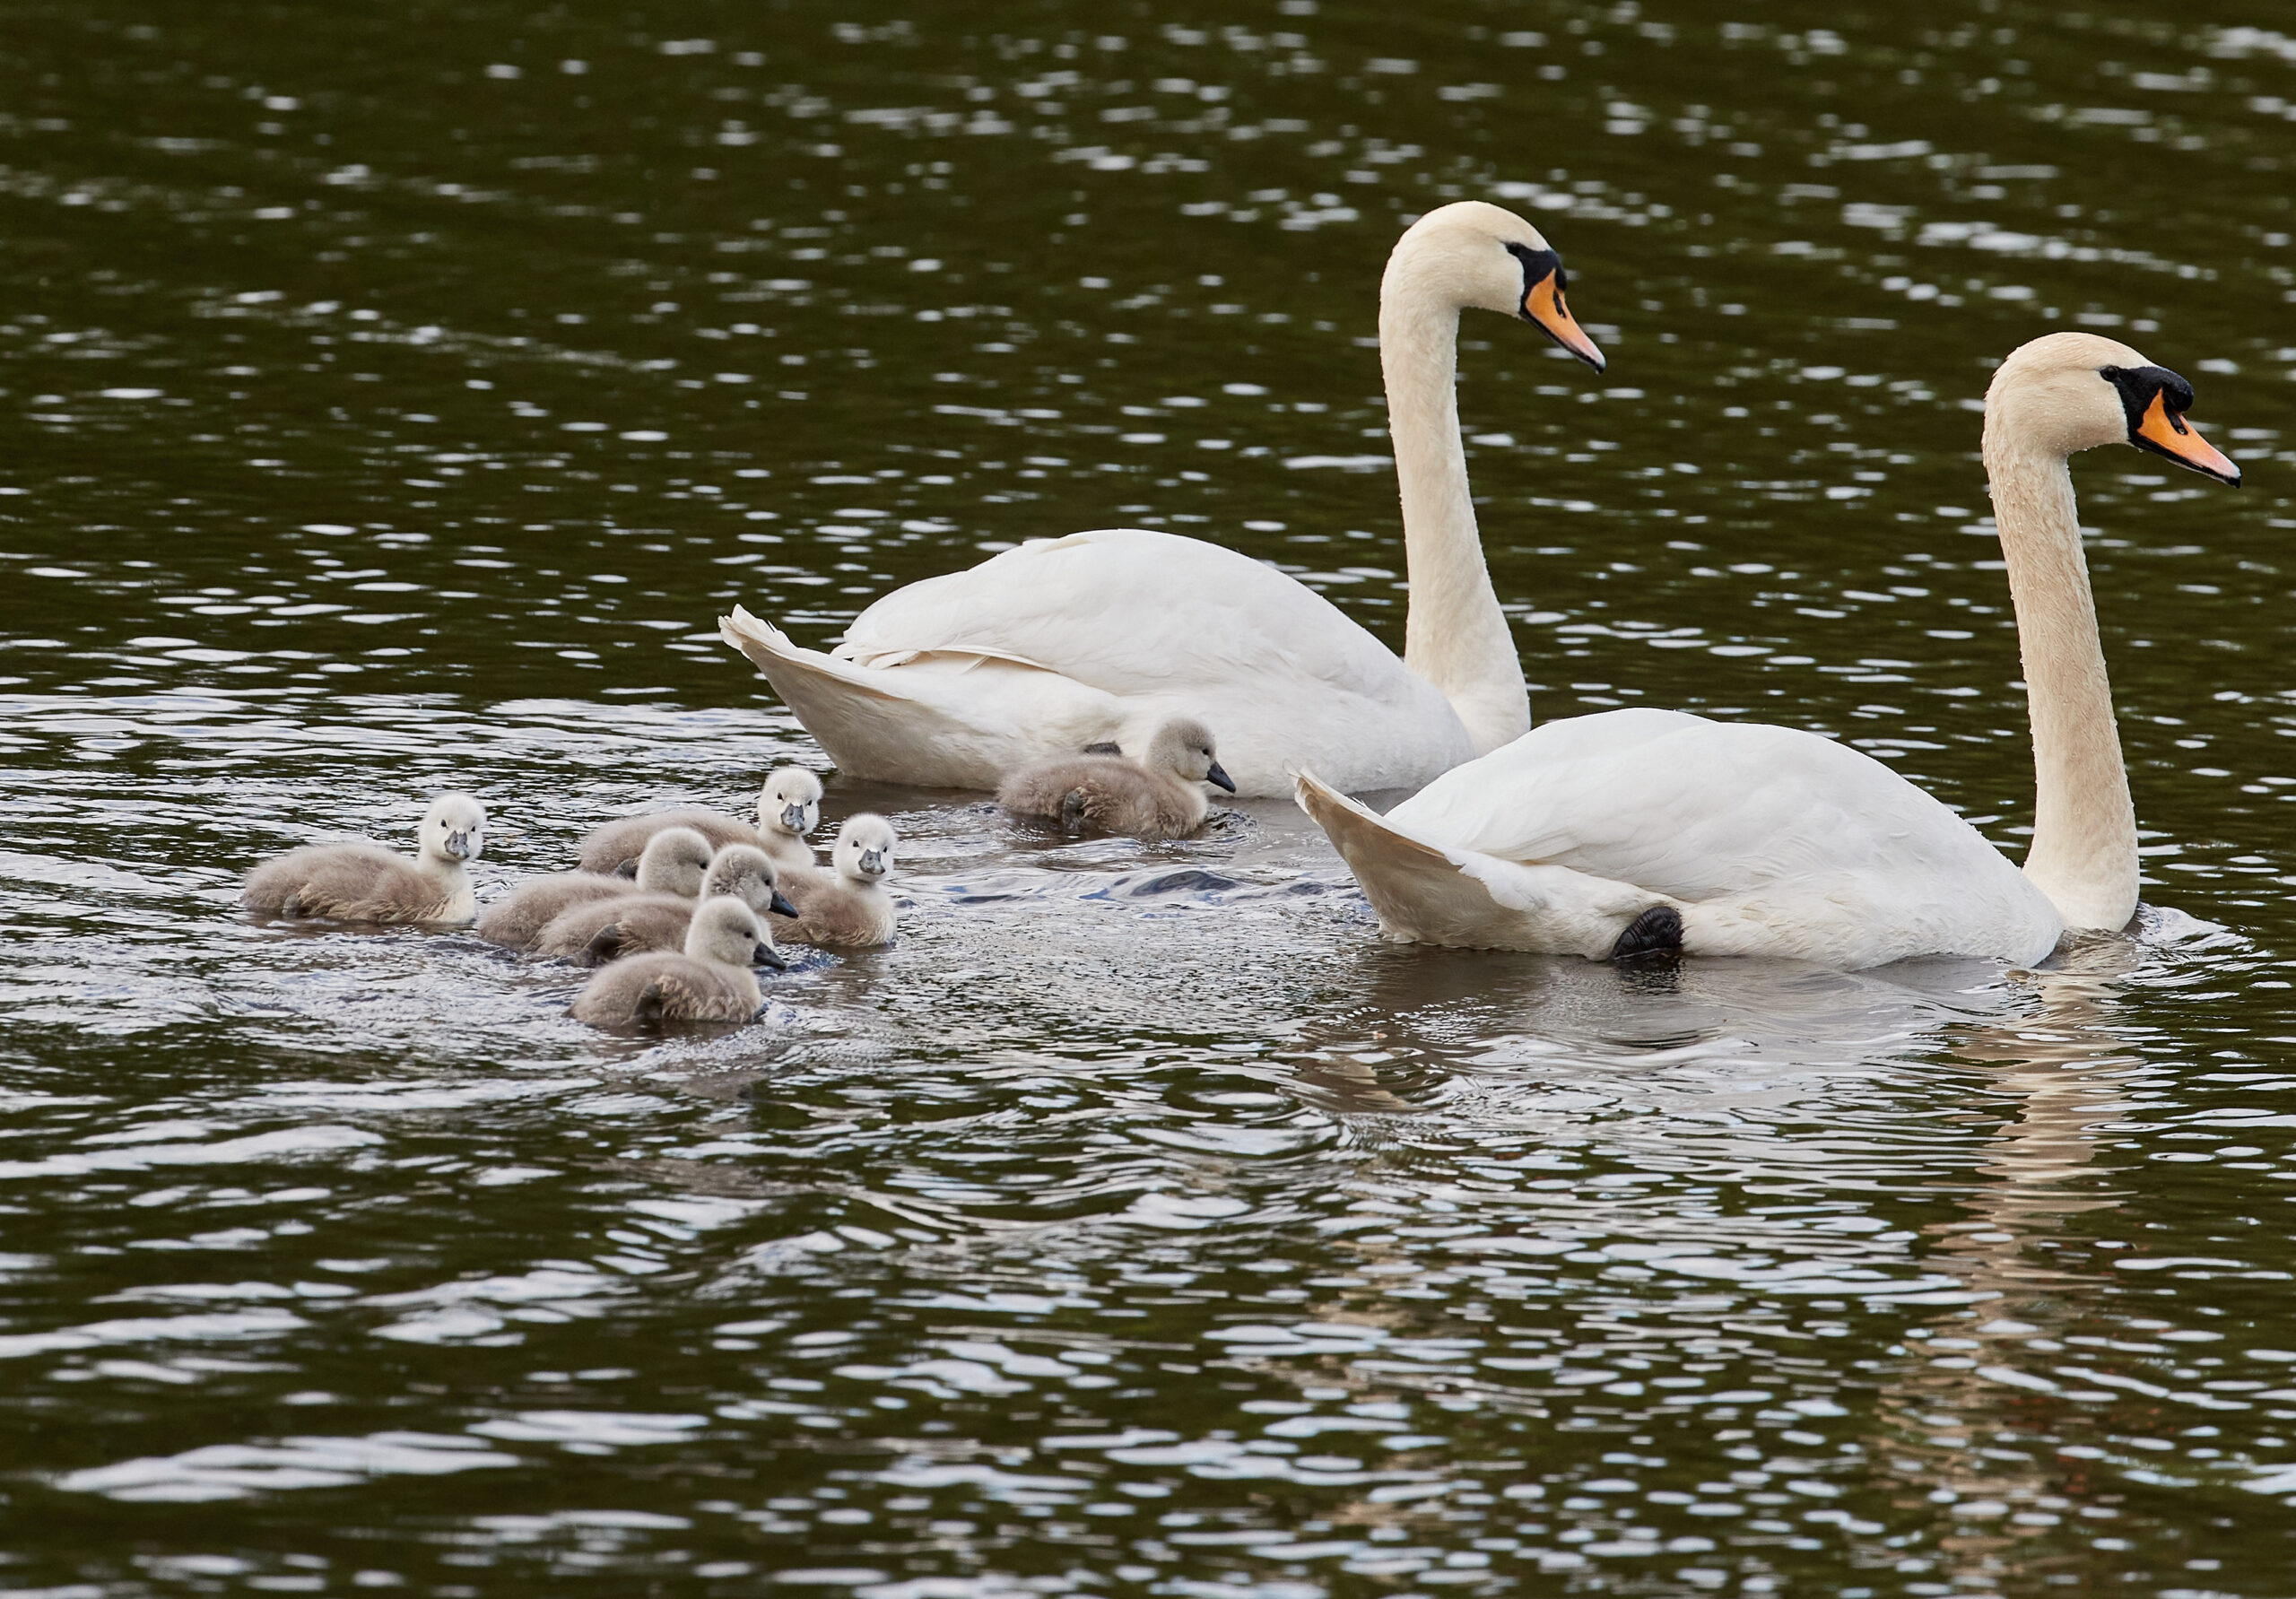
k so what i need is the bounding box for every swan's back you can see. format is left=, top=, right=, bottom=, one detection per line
left=997, top=754, right=1205, bottom=839
left=778, top=883, right=891, bottom=949
left=1396, top=711, right=1982, bottom=884
left=532, top=891, right=690, bottom=964
left=578, top=808, right=758, bottom=877
left=243, top=843, right=390, bottom=913
left=570, top=951, right=761, bottom=1027
left=1387, top=708, right=2058, bottom=961
left=839, top=530, right=1431, bottom=704
left=806, top=529, right=1469, bottom=795
left=475, top=871, right=629, bottom=949
left=243, top=844, right=465, bottom=924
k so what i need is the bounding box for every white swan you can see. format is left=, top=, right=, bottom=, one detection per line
left=1296, top=332, right=2241, bottom=969
left=718, top=200, right=1605, bottom=797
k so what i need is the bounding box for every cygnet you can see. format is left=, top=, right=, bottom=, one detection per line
left=534, top=843, right=798, bottom=965
left=577, top=766, right=824, bottom=877
left=242, top=793, right=487, bottom=925
left=779, top=813, right=900, bottom=949
left=476, top=825, right=711, bottom=951
left=997, top=717, right=1235, bottom=839
left=752, top=767, right=824, bottom=873
left=570, top=895, right=787, bottom=1029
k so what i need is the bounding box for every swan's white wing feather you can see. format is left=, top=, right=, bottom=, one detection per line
left=728, top=530, right=1475, bottom=795
left=838, top=529, right=1417, bottom=700
left=721, top=606, right=1120, bottom=786
left=1394, top=709, right=1983, bottom=890
left=1373, top=708, right=2063, bottom=966
left=1296, top=770, right=1663, bottom=957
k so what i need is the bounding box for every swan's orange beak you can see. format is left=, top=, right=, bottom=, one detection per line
left=1522, top=272, right=1605, bottom=374
left=2133, top=390, right=2240, bottom=486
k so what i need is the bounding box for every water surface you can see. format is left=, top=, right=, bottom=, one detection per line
left=5, top=1, right=2296, bottom=1593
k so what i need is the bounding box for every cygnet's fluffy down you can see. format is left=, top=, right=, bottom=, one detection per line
left=996, top=717, right=1236, bottom=839
left=577, top=767, right=824, bottom=877
left=780, top=813, right=899, bottom=949
left=477, top=825, right=712, bottom=951
left=571, top=895, right=787, bottom=1028
left=242, top=793, right=487, bottom=925
left=534, top=844, right=798, bottom=965
left=752, top=767, right=824, bottom=873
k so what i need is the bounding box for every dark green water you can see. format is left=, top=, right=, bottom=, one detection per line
left=4, top=0, right=2296, bottom=1592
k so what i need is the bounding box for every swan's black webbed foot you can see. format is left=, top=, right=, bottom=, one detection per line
left=1611, top=904, right=1683, bottom=962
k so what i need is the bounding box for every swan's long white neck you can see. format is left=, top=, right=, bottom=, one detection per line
left=1984, top=436, right=2137, bottom=932
left=1381, top=267, right=1528, bottom=756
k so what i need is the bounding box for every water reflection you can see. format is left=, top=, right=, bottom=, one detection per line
left=1862, top=950, right=2147, bottom=1586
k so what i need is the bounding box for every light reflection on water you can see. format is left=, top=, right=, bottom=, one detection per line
left=5, top=695, right=2295, bottom=1591
left=5, top=0, right=2296, bottom=1593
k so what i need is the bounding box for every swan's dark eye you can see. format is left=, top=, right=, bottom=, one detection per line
left=2100, top=363, right=2194, bottom=431
left=1504, top=241, right=1560, bottom=291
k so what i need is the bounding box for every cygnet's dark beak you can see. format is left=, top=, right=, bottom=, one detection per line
left=769, top=889, right=798, bottom=918
left=858, top=849, right=887, bottom=877
left=445, top=830, right=475, bottom=860
left=612, top=857, right=639, bottom=880
left=1205, top=760, right=1238, bottom=794
left=782, top=804, right=811, bottom=832
left=753, top=941, right=788, bottom=972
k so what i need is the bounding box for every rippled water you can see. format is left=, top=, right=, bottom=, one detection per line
left=5, top=1, right=2296, bottom=1593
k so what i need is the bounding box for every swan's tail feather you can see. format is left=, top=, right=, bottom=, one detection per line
left=1295, top=770, right=1659, bottom=958
left=718, top=606, right=985, bottom=782
left=1295, top=770, right=1513, bottom=948
left=718, top=606, right=1126, bottom=790
left=720, top=608, right=901, bottom=704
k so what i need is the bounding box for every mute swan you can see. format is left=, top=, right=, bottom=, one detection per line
left=780, top=813, right=899, bottom=948
left=477, top=825, right=711, bottom=950
left=1296, top=332, right=2241, bottom=969
left=997, top=716, right=1236, bottom=839
left=242, top=793, right=487, bottom=925
left=571, top=895, right=787, bottom=1029
left=535, top=843, right=798, bottom=964
left=718, top=199, right=1605, bottom=797
left=578, top=767, right=822, bottom=877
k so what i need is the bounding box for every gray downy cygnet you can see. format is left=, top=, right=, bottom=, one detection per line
left=996, top=717, right=1236, bottom=839
left=533, top=843, right=799, bottom=965
left=570, top=894, right=787, bottom=1028
left=752, top=766, right=824, bottom=873
left=476, top=825, right=712, bottom=951
left=780, top=813, right=899, bottom=949
left=577, top=766, right=824, bottom=877
left=242, top=792, right=488, bottom=925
